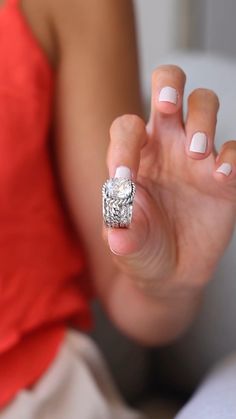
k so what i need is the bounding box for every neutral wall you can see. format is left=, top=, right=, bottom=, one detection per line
left=134, top=0, right=190, bottom=93
left=134, top=0, right=236, bottom=94
left=190, top=0, right=236, bottom=57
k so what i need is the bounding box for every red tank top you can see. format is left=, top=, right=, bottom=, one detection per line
left=0, top=0, right=94, bottom=408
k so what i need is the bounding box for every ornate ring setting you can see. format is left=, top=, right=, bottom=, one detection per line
left=102, top=177, right=136, bottom=228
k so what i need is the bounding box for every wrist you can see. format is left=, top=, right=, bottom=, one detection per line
left=107, top=271, right=204, bottom=345
left=131, top=268, right=205, bottom=303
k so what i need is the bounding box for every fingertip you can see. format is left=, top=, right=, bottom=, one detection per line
left=185, top=89, right=219, bottom=160
left=216, top=162, right=232, bottom=176
left=151, top=65, right=186, bottom=117
left=156, top=86, right=181, bottom=115
left=102, top=225, right=108, bottom=243
left=108, top=114, right=147, bottom=181
left=110, top=114, right=146, bottom=141
left=107, top=207, right=147, bottom=256
left=107, top=228, right=136, bottom=256
left=214, top=140, right=236, bottom=182
left=186, top=132, right=212, bottom=160
left=214, top=162, right=234, bottom=183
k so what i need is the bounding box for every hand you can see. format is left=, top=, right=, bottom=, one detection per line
left=104, top=65, right=236, bottom=299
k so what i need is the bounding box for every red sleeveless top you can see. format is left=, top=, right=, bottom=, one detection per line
left=0, top=0, right=94, bottom=408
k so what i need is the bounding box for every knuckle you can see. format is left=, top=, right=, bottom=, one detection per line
left=189, top=88, right=220, bottom=109
left=152, top=65, right=186, bottom=84
left=110, top=114, right=145, bottom=140
left=221, top=140, right=236, bottom=151
left=110, top=116, right=123, bottom=137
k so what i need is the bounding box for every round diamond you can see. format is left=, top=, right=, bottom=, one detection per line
left=106, top=178, right=132, bottom=199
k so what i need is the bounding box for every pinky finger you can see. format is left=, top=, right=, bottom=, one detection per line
left=214, top=140, right=236, bottom=183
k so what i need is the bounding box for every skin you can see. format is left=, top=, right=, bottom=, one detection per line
left=10, top=0, right=236, bottom=345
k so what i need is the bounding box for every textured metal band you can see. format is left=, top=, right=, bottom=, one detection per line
left=102, top=179, right=136, bottom=228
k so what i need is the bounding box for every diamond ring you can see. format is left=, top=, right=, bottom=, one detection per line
left=102, top=177, right=136, bottom=228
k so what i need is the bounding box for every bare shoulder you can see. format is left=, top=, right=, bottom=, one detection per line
left=18, top=0, right=83, bottom=66
left=19, top=0, right=134, bottom=66
left=19, top=0, right=100, bottom=64
left=17, top=0, right=82, bottom=66
left=20, top=0, right=57, bottom=66
left=46, top=0, right=135, bottom=52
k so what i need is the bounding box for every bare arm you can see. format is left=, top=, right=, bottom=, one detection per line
left=52, top=0, right=142, bottom=297
left=50, top=0, right=202, bottom=346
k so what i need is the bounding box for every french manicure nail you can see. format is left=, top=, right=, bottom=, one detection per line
left=114, top=166, right=131, bottom=179
left=189, top=132, right=207, bottom=153
left=109, top=245, right=122, bottom=256
left=216, top=162, right=232, bottom=176
left=159, top=86, right=178, bottom=104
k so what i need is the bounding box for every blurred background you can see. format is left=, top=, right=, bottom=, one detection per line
left=135, top=0, right=189, bottom=95
left=93, top=2, right=236, bottom=418
left=135, top=0, right=236, bottom=94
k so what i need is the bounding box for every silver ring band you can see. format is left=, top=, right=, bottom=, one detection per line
left=102, top=177, right=136, bottom=228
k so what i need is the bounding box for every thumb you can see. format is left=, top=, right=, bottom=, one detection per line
left=103, top=114, right=175, bottom=283
left=104, top=184, right=175, bottom=283
left=106, top=186, right=148, bottom=256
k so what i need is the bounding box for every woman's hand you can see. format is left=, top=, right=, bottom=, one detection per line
left=104, top=65, right=236, bottom=300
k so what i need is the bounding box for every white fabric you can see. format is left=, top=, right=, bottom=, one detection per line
left=0, top=330, right=146, bottom=419
left=175, top=353, right=236, bottom=418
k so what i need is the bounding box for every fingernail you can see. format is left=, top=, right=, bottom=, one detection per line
left=216, top=162, right=232, bottom=176
left=114, top=166, right=131, bottom=179
left=159, top=86, right=178, bottom=104
left=108, top=232, right=122, bottom=255
left=109, top=245, right=121, bottom=256
left=189, top=132, right=207, bottom=153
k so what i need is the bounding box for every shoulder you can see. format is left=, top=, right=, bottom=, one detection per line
left=20, top=0, right=86, bottom=67
left=20, top=0, right=134, bottom=67
left=20, top=0, right=57, bottom=66
left=48, top=0, right=135, bottom=59
left=21, top=0, right=96, bottom=65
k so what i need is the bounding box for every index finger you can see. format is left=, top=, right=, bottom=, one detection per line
left=107, top=114, right=147, bottom=180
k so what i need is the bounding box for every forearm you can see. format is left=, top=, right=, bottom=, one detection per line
left=55, top=0, right=142, bottom=278
left=105, top=271, right=203, bottom=346
left=53, top=0, right=204, bottom=347
left=53, top=0, right=143, bottom=295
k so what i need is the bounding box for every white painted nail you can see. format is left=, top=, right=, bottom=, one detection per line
left=114, top=166, right=131, bottom=179
left=216, top=163, right=232, bottom=176
left=189, top=132, right=207, bottom=153
left=159, top=86, right=178, bottom=104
